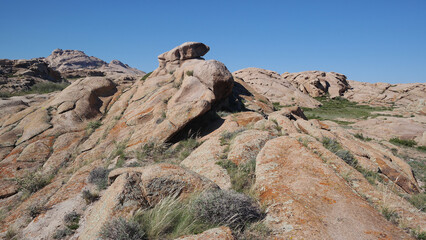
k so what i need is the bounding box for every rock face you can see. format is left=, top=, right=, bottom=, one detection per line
left=0, top=58, right=62, bottom=93
left=233, top=68, right=320, bottom=108
left=45, top=49, right=145, bottom=79
left=282, top=70, right=350, bottom=98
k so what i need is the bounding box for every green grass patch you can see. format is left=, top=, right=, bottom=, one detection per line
left=389, top=137, right=417, bottom=147
left=0, top=82, right=70, bottom=98
left=217, top=158, right=256, bottom=193
left=302, top=96, right=391, bottom=124
left=406, top=193, right=426, bottom=212
left=140, top=72, right=152, bottom=81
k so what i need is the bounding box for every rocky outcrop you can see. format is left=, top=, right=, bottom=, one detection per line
left=0, top=58, right=62, bottom=93
left=45, top=49, right=145, bottom=79
left=255, top=136, right=412, bottom=239
left=344, top=80, right=426, bottom=112
left=233, top=68, right=320, bottom=108
left=0, top=42, right=424, bottom=240
left=282, top=70, right=350, bottom=98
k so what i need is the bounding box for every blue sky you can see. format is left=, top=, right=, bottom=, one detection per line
left=1, top=0, right=425, bottom=84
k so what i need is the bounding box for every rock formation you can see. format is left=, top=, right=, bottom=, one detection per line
left=0, top=42, right=424, bottom=240
left=45, top=49, right=145, bottom=80
left=282, top=70, right=350, bottom=98
left=0, top=59, right=61, bottom=93
left=233, top=68, right=320, bottom=108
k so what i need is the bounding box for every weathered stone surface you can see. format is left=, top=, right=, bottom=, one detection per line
left=290, top=133, right=426, bottom=233
left=22, top=195, right=85, bottom=240
left=15, top=108, right=52, bottom=144
left=17, top=137, right=53, bottom=163
left=351, top=116, right=426, bottom=145
left=227, top=130, right=272, bottom=165
left=231, top=77, right=275, bottom=114
left=283, top=70, right=350, bottom=98
left=158, top=42, right=209, bottom=63
left=344, top=81, right=426, bottom=111
left=255, top=136, right=411, bottom=239
left=332, top=129, right=421, bottom=194
left=295, top=119, right=335, bottom=140
left=79, top=174, right=129, bottom=240
left=49, top=77, right=117, bottom=131
left=42, top=131, right=84, bottom=172
left=120, top=44, right=234, bottom=148
left=45, top=48, right=145, bottom=77
left=181, top=136, right=231, bottom=189
left=234, top=68, right=320, bottom=108
left=176, top=226, right=234, bottom=240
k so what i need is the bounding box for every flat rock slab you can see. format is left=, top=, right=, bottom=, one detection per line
left=255, top=136, right=412, bottom=240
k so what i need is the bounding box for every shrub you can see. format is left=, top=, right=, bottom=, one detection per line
left=407, top=193, right=426, bottom=212
left=272, top=102, right=283, bottom=111
left=186, top=70, right=193, bottom=76
left=88, top=167, right=109, bottom=190
left=100, top=217, right=146, bottom=240
left=17, top=172, right=52, bottom=194
left=412, top=230, right=426, bottom=240
left=322, top=137, right=341, bottom=153
left=27, top=204, right=46, bottom=219
left=87, top=121, right=102, bottom=133
left=389, top=137, right=417, bottom=147
left=136, top=141, right=170, bottom=162
left=134, top=196, right=208, bottom=239
left=354, top=133, right=372, bottom=141
left=219, top=129, right=245, bottom=146
left=335, top=149, right=358, bottom=166
left=0, top=91, right=13, bottom=98
left=174, top=138, right=201, bottom=160
left=140, top=72, right=152, bottom=81
left=322, top=138, right=359, bottom=167
left=110, top=141, right=128, bottom=162
left=217, top=158, right=256, bottom=193
left=355, top=166, right=382, bottom=185
left=5, top=228, right=18, bottom=240
left=192, top=189, right=263, bottom=229
left=82, top=190, right=100, bottom=204
left=417, top=146, right=426, bottom=152
left=64, top=210, right=80, bottom=226
left=380, top=206, right=399, bottom=224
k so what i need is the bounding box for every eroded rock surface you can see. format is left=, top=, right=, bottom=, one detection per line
left=234, top=68, right=320, bottom=108
left=255, top=136, right=412, bottom=239
left=283, top=70, right=350, bottom=98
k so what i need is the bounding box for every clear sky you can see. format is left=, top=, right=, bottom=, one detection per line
left=1, top=0, right=425, bottom=84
